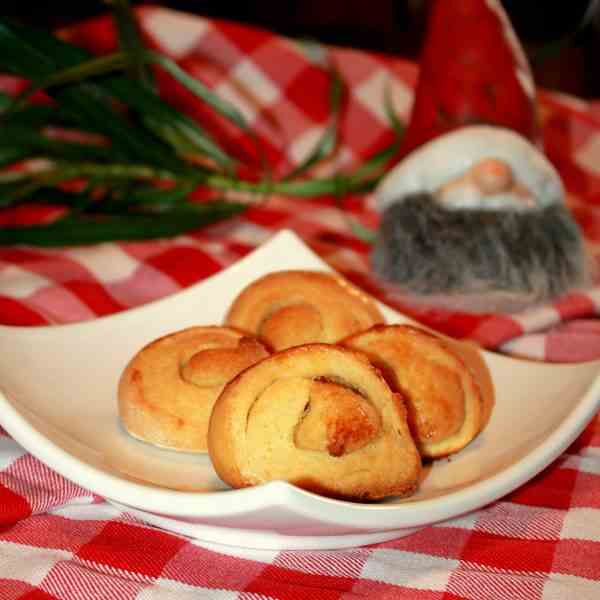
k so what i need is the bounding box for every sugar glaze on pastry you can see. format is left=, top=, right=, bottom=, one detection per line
left=207, top=343, right=421, bottom=500
left=118, top=326, right=268, bottom=452
left=225, top=270, right=384, bottom=351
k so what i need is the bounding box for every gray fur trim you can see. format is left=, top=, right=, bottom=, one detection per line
left=371, top=193, right=589, bottom=312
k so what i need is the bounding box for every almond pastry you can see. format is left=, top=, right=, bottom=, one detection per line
left=225, top=270, right=384, bottom=351
left=118, top=326, right=269, bottom=452
left=207, top=343, right=421, bottom=500
left=342, top=324, right=493, bottom=458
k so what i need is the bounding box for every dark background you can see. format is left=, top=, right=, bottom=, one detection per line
left=4, top=0, right=600, bottom=97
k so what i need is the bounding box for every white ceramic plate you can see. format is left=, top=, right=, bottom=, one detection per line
left=1, top=230, right=599, bottom=550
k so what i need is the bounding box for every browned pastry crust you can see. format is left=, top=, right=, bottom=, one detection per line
left=224, top=270, right=384, bottom=351
left=342, top=324, right=493, bottom=458
left=438, top=335, right=495, bottom=434
left=118, top=326, right=269, bottom=452
left=207, top=343, right=422, bottom=500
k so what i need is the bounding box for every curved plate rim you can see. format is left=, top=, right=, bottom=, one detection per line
left=0, top=229, right=599, bottom=533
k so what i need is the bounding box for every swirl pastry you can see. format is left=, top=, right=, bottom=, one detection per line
left=225, top=270, right=384, bottom=351
left=118, top=326, right=269, bottom=452
left=208, top=343, right=421, bottom=500
left=342, top=325, right=492, bottom=459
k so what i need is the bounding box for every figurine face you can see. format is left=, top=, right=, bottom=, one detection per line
left=376, top=125, right=564, bottom=214
left=434, top=158, right=536, bottom=210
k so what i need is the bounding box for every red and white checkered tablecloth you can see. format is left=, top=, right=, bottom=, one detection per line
left=1, top=7, right=600, bottom=598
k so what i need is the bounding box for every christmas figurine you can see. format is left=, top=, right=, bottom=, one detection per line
left=371, top=0, right=590, bottom=313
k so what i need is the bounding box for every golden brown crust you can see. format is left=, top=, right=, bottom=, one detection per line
left=342, top=324, right=493, bottom=458
left=293, top=380, right=382, bottom=457
left=207, top=343, right=421, bottom=500
left=437, top=336, right=495, bottom=433
left=225, top=270, right=384, bottom=351
left=118, top=326, right=269, bottom=452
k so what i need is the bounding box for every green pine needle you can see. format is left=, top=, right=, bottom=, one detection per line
left=106, top=0, right=153, bottom=88
left=0, top=4, right=405, bottom=247
left=283, top=67, right=343, bottom=181
left=0, top=202, right=245, bottom=246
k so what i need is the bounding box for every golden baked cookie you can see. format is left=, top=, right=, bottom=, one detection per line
left=207, top=343, right=421, bottom=500
left=342, top=324, right=493, bottom=458
left=225, top=270, right=384, bottom=351
left=118, top=326, right=269, bottom=452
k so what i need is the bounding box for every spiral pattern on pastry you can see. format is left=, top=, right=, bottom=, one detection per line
left=207, top=343, right=421, bottom=500
left=342, top=324, right=492, bottom=458
left=118, top=326, right=269, bottom=452
left=225, top=270, right=384, bottom=351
